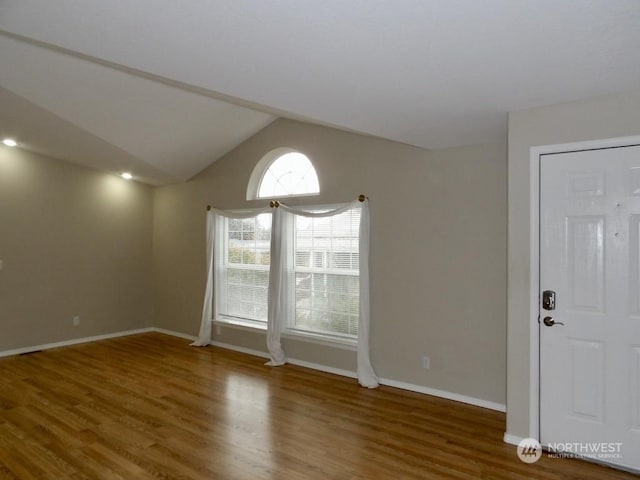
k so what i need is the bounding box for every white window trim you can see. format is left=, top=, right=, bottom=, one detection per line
left=247, top=147, right=321, bottom=200
left=214, top=209, right=272, bottom=325
left=294, top=266, right=359, bottom=276
left=213, top=317, right=267, bottom=332
left=212, top=201, right=361, bottom=348
left=257, top=191, right=320, bottom=201
left=282, top=329, right=357, bottom=350
left=212, top=318, right=356, bottom=351
left=288, top=204, right=361, bottom=341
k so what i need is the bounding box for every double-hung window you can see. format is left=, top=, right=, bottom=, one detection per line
left=214, top=206, right=361, bottom=343
left=291, top=208, right=361, bottom=340
left=216, top=213, right=271, bottom=326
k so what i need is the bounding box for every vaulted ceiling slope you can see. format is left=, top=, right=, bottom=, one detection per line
left=1, top=1, right=639, bottom=185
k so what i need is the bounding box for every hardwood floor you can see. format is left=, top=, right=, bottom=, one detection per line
left=0, top=333, right=635, bottom=479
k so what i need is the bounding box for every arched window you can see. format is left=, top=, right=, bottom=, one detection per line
left=247, top=148, right=320, bottom=200
left=203, top=147, right=375, bottom=384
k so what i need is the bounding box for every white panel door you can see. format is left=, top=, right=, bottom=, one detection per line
left=540, top=144, right=640, bottom=471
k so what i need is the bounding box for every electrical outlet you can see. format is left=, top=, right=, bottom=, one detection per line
left=422, top=356, right=430, bottom=369
left=73, top=316, right=80, bottom=327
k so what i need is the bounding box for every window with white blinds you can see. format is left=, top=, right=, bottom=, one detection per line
left=217, top=214, right=271, bottom=324
left=292, top=208, right=361, bottom=338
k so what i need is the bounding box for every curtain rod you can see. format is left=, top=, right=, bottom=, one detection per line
left=206, top=194, right=367, bottom=211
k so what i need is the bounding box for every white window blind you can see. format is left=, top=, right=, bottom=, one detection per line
left=218, top=214, right=271, bottom=323
left=293, top=208, right=361, bottom=337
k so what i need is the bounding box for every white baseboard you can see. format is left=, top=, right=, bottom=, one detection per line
left=207, top=338, right=503, bottom=412
left=0, top=327, right=154, bottom=358
left=210, top=339, right=358, bottom=378
left=209, top=340, right=270, bottom=359
left=0, top=328, right=506, bottom=414
left=288, top=357, right=357, bottom=379
left=378, top=377, right=506, bottom=412
left=503, top=433, right=526, bottom=446
left=153, top=327, right=197, bottom=341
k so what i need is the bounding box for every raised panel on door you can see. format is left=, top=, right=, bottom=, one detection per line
left=565, top=216, right=605, bottom=314
left=569, top=339, right=605, bottom=422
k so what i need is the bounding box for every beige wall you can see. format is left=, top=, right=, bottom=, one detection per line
left=8, top=87, right=640, bottom=419
left=153, top=119, right=507, bottom=405
left=0, top=147, right=154, bottom=351
left=506, top=89, right=640, bottom=438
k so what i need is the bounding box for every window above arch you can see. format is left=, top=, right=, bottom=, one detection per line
left=248, top=148, right=320, bottom=200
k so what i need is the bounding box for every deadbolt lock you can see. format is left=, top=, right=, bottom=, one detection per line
left=542, top=290, right=556, bottom=310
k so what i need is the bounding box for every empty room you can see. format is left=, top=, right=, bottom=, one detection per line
left=1, top=1, right=640, bottom=478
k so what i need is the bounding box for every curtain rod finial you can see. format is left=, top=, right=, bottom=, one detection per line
left=270, top=200, right=280, bottom=208
left=206, top=205, right=212, bottom=211
left=358, top=194, right=367, bottom=202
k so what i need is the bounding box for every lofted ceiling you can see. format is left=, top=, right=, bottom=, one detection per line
left=1, top=1, right=639, bottom=185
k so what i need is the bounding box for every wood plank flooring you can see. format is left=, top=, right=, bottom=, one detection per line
left=0, top=332, right=635, bottom=479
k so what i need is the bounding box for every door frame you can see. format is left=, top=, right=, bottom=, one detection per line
left=528, top=134, right=640, bottom=442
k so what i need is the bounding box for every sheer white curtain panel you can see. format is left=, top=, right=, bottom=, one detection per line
left=191, top=207, right=270, bottom=347
left=271, top=199, right=378, bottom=388
left=265, top=209, right=290, bottom=365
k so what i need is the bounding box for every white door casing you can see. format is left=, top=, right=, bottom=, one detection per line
left=540, top=144, right=640, bottom=471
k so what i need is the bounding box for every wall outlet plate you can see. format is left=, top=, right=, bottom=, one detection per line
left=422, top=356, right=430, bottom=369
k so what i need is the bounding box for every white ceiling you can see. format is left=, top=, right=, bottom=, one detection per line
left=1, top=0, right=639, bottom=185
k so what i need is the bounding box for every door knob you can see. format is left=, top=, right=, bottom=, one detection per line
left=543, top=316, right=564, bottom=327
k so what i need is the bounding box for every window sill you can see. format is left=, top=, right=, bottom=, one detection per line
left=213, top=319, right=357, bottom=351
left=213, top=318, right=267, bottom=333
left=282, top=329, right=357, bottom=351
